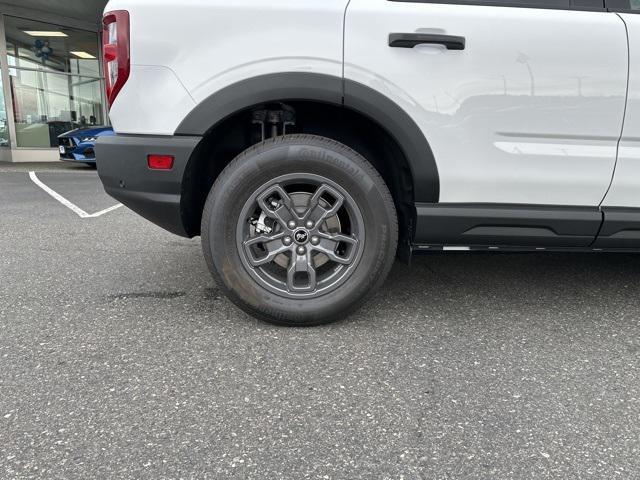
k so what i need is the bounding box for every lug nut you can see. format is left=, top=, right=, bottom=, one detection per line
left=296, top=246, right=306, bottom=255
left=310, top=236, right=320, bottom=246
left=306, top=220, right=315, bottom=229
left=288, top=220, right=296, bottom=229
left=283, top=236, right=293, bottom=246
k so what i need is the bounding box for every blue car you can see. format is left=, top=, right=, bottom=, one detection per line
left=58, top=126, right=114, bottom=167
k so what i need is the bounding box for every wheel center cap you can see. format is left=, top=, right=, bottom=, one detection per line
left=293, top=229, right=309, bottom=245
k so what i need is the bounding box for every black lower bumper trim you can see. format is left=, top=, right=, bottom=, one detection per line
left=95, top=133, right=201, bottom=237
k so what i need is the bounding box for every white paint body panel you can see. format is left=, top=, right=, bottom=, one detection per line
left=345, top=0, right=628, bottom=205
left=603, top=14, right=640, bottom=208
left=105, top=0, right=639, bottom=209
left=105, top=0, right=349, bottom=134
left=108, top=65, right=196, bottom=135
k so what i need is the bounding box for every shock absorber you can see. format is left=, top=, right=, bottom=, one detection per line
left=252, top=104, right=296, bottom=141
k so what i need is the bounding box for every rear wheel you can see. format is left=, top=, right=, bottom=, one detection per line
left=201, top=135, right=398, bottom=326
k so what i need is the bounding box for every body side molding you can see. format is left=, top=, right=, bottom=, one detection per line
left=174, top=72, right=440, bottom=203
left=415, top=203, right=604, bottom=247
left=593, top=207, right=640, bottom=249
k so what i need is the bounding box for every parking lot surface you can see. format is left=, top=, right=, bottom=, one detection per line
left=1, top=163, right=639, bottom=479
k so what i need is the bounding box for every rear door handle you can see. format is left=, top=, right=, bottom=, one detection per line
left=389, top=33, right=466, bottom=50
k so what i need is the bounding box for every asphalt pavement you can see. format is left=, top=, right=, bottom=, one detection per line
left=1, top=163, right=639, bottom=479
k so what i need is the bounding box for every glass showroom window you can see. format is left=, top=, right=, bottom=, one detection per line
left=0, top=75, right=9, bottom=147
left=4, top=16, right=104, bottom=148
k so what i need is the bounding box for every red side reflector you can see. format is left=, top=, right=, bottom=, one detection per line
left=147, top=155, right=174, bottom=170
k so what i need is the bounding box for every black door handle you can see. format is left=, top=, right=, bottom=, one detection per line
left=389, top=33, right=465, bottom=50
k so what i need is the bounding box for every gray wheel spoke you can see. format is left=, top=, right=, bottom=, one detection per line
left=287, top=251, right=317, bottom=293
left=257, top=184, right=299, bottom=227
left=303, top=184, right=344, bottom=226
left=237, top=173, right=365, bottom=298
left=313, top=233, right=358, bottom=265
left=243, top=233, right=288, bottom=267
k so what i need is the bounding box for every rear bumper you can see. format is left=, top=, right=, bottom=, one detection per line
left=95, top=134, right=201, bottom=237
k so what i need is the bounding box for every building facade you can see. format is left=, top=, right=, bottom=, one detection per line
left=0, top=0, right=107, bottom=162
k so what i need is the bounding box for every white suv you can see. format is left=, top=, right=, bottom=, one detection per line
left=97, top=0, right=640, bottom=326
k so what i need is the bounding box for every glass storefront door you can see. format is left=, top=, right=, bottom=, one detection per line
left=4, top=16, right=104, bottom=148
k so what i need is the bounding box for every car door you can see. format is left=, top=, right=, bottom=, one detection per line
left=600, top=6, right=640, bottom=208
left=596, top=5, right=640, bottom=247
left=344, top=0, right=628, bottom=210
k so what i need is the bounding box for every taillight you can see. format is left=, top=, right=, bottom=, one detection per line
left=102, top=10, right=130, bottom=108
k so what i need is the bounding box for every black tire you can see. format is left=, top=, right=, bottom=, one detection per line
left=201, top=135, right=398, bottom=326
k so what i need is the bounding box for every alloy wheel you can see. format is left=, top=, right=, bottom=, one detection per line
left=236, top=173, right=365, bottom=299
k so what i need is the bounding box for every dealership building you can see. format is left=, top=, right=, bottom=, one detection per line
left=0, top=0, right=107, bottom=162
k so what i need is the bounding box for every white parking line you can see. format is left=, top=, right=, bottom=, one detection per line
left=28, top=171, right=123, bottom=219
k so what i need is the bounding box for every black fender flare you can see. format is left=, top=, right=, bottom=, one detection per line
left=175, top=72, right=439, bottom=203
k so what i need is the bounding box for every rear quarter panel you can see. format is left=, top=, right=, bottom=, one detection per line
left=104, top=0, right=350, bottom=134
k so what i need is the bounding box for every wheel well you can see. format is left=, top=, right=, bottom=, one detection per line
left=181, top=101, right=416, bottom=249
